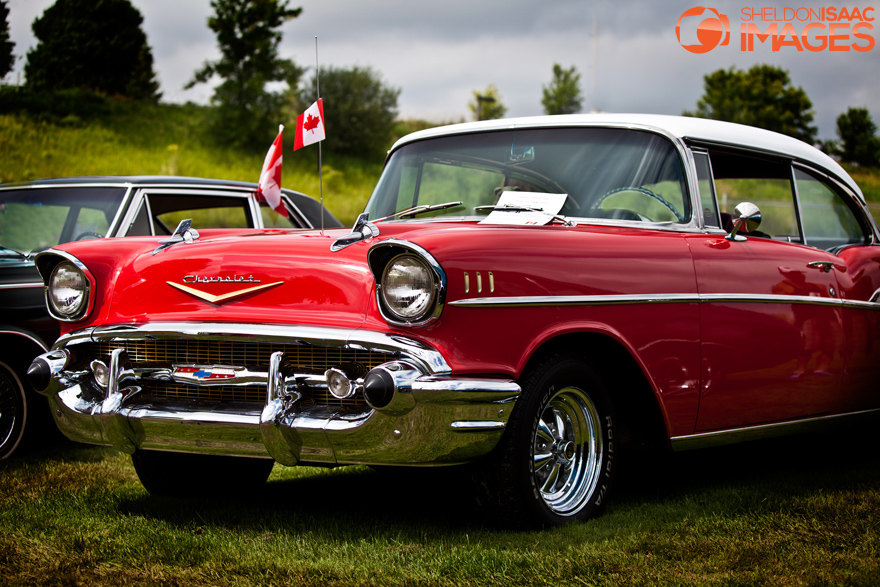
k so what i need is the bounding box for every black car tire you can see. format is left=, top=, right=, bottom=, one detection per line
left=475, top=352, right=616, bottom=528
left=131, top=450, right=275, bottom=497
left=0, top=361, right=26, bottom=460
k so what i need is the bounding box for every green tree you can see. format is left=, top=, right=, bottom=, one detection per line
left=469, top=84, right=507, bottom=121
left=23, top=0, right=159, bottom=100
left=297, top=66, right=399, bottom=159
left=0, top=0, right=13, bottom=80
left=685, top=64, right=817, bottom=144
left=187, top=0, right=303, bottom=149
left=542, top=63, right=583, bottom=115
left=836, top=107, right=880, bottom=168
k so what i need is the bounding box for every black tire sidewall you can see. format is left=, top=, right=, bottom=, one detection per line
left=491, top=353, right=616, bottom=527
left=0, top=361, right=27, bottom=460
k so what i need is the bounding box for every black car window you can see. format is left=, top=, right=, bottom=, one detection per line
left=707, top=150, right=801, bottom=242
left=0, top=186, right=126, bottom=254
left=146, top=193, right=253, bottom=234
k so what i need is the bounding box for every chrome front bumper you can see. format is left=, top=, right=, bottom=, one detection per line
left=31, top=323, right=520, bottom=466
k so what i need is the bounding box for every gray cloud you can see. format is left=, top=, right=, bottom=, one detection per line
left=6, top=0, right=879, bottom=139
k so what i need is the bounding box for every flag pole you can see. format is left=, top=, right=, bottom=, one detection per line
left=316, top=36, right=324, bottom=236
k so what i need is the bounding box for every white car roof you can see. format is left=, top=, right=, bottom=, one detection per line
left=392, top=114, right=862, bottom=199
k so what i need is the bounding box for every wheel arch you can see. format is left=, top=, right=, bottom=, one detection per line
left=0, top=328, right=50, bottom=376
left=518, top=330, right=671, bottom=452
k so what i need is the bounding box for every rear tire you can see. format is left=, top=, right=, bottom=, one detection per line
left=475, top=352, right=616, bottom=528
left=131, top=450, right=275, bottom=497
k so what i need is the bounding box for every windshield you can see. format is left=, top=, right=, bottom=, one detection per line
left=0, top=186, right=126, bottom=259
left=364, top=127, right=690, bottom=224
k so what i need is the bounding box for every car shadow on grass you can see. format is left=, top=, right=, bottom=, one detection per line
left=613, top=425, right=880, bottom=509
left=116, top=463, right=488, bottom=536
left=109, top=425, right=880, bottom=535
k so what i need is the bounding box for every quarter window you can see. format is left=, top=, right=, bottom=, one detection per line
left=795, top=168, right=866, bottom=250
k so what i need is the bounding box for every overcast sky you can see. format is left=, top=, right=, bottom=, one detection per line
left=6, top=0, right=879, bottom=140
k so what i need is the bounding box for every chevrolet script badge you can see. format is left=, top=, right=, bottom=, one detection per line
left=167, top=275, right=282, bottom=303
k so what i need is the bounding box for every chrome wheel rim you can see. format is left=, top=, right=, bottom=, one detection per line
left=532, top=386, right=602, bottom=516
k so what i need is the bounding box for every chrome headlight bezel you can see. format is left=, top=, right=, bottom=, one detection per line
left=368, top=240, right=446, bottom=328
left=37, top=251, right=96, bottom=323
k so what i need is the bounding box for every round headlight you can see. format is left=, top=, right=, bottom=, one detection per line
left=380, top=255, right=436, bottom=322
left=48, top=261, right=88, bottom=319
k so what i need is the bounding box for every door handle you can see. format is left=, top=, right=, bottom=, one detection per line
left=807, top=261, right=839, bottom=273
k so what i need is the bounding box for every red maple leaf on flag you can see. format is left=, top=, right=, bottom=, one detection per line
left=304, top=113, right=321, bottom=133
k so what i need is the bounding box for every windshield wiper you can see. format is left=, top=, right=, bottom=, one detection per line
left=375, top=201, right=464, bottom=222
left=473, top=205, right=577, bottom=226
left=0, top=245, right=31, bottom=260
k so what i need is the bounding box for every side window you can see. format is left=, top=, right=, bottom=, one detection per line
left=795, top=168, right=866, bottom=250
left=146, top=194, right=253, bottom=235
left=260, top=202, right=298, bottom=228
left=693, top=151, right=720, bottom=228
left=707, top=150, right=800, bottom=241
left=124, top=199, right=153, bottom=236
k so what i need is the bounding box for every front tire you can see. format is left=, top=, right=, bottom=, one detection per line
left=476, top=353, right=616, bottom=528
left=132, top=450, right=275, bottom=497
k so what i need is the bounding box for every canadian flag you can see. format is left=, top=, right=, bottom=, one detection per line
left=256, top=126, right=288, bottom=217
left=294, top=98, right=325, bottom=150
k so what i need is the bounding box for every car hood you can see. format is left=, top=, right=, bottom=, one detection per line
left=53, top=228, right=376, bottom=330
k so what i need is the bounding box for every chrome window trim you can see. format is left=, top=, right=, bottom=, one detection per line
left=373, top=124, right=702, bottom=232
left=0, top=282, right=43, bottom=290
left=449, top=292, right=879, bottom=309
left=54, top=321, right=452, bottom=376
left=279, top=192, right=313, bottom=229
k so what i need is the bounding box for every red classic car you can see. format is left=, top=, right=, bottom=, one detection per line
left=27, top=115, right=880, bottom=527
left=0, top=176, right=341, bottom=460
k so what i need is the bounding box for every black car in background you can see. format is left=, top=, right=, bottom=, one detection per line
left=0, top=176, right=341, bottom=459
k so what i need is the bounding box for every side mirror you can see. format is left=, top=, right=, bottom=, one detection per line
left=726, top=202, right=762, bottom=242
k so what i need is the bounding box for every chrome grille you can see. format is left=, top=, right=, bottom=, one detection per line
left=86, top=339, right=391, bottom=371
left=139, top=382, right=364, bottom=407
left=78, top=339, right=393, bottom=407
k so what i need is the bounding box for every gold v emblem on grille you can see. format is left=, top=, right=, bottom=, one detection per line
left=167, top=280, right=283, bottom=304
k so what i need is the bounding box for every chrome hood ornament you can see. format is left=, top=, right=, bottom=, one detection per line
left=153, top=219, right=200, bottom=255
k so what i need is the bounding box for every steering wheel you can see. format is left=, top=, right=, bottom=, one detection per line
left=73, top=231, right=104, bottom=241
left=592, top=187, right=685, bottom=223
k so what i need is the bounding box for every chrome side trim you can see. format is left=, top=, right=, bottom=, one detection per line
left=0, top=282, right=43, bottom=290
left=450, top=292, right=879, bottom=309
left=450, top=421, right=507, bottom=431
left=451, top=293, right=699, bottom=307
left=54, top=321, right=452, bottom=376
left=671, top=408, right=880, bottom=451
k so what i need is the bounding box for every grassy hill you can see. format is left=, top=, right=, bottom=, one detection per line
left=0, top=93, right=385, bottom=225
left=1, top=91, right=879, bottom=226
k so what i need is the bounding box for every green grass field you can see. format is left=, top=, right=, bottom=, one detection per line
left=2, top=428, right=878, bottom=586
left=0, top=102, right=382, bottom=226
